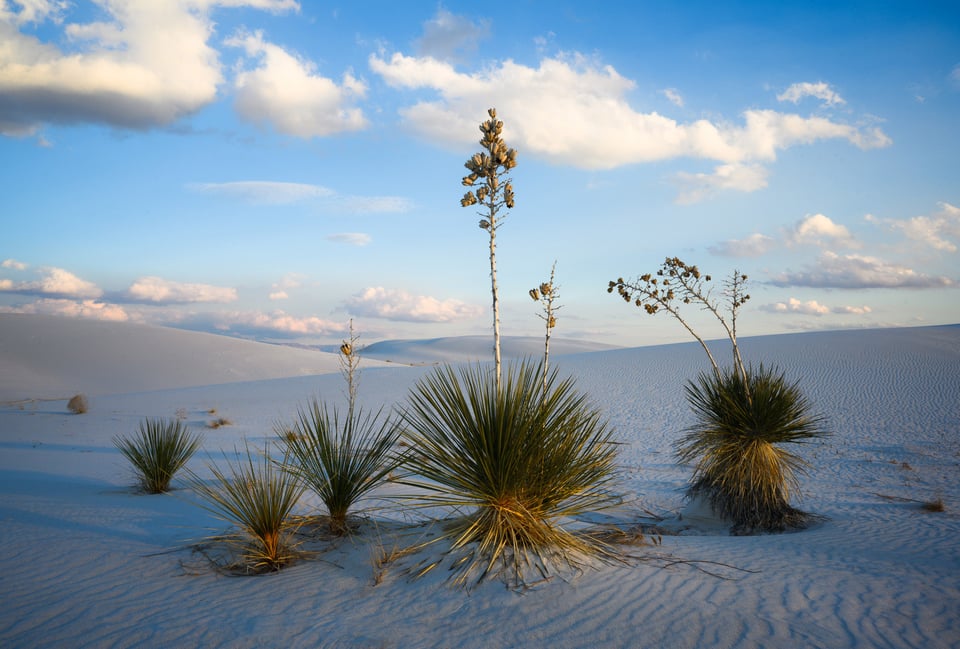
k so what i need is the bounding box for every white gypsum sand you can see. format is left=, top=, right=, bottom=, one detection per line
left=0, top=316, right=957, bottom=648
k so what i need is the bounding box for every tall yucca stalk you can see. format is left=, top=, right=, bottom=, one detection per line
left=677, top=366, right=828, bottom=532
left=399, top=360, right=619, bottom=586
left=280, top=400, right=400, bottom=535
left=190, top=445, right=306, bottom=573
left=114, top=418, right=202, bottom=493
left=460, top=107, right=518, bottom=392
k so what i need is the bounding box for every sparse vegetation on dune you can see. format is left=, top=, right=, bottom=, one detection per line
left=399, top=360, right=620, bottom=586
left=67, top=393, right=88, bottom=414
left=189, top=444, right=306, bottom=573
left=114, top=417, right=202, bottom=494
left=610, top=257, right=828, bottom=532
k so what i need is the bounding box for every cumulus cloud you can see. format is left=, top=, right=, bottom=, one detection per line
left=345, top=286, right=483, bottom=323
left=771, top=252, right=954, bottom=289
left=226, top=29, right=367, bottom=137
left=2, top=258, right=28, bottom=270
left=788, top=213, right=859, bottom=248
left=125, top=277, right=238, bottom=304
left=674, top=163, right=769, bottom=204
left=762, top=298, right=873, bottom=316
left=326, top=232, right=371, bottom=246
left=0, top=1, right=298, bottom=136
left=866, top=202, right=960, bottom=253
left=709, top=233, right=777, bottom=258
left=0, top=266, right=102, bottom=298
left=0, top=297, right=130, bottom=321
left=415, top=8, right=489, bottom=61
left=268, top=273, right=302, bottom=300
left=368, top=51, right=891, bottom=175
left=777, top=81, right=846, bottom=106
left=206, top=310, right=345, bottom=338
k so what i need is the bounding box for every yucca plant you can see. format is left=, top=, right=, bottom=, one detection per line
left=189, top=444, right=306, bottom=573
left=610, top=258, right=828, bottom=532
left=399, top=360, right=619, bottom=586
left=114, top=417, right=202, bottom=493
left=279, top=400, right=401, bottom=535
left=678, top=366, right=828, bottom=532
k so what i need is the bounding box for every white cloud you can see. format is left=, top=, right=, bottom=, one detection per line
left=661, top=88, right=684, bottom=107
left=268, top=290, right=288, bottom=300
left=772, top=252, right=954, bottom=289
left=226, top=29, right=367, bottom=138
left=788, top=213, right=858, bottom=248
left=0, top=0, right=69, bottom=27
left=0, top=266, right=102, bottom=298
left=208, top=310, right=344, bottom=337
left=2, top=258, right=28, bottom=270
left=346, top=286, right=483, bottom=323
left=866, top=202, right=960, bottom=253
left=777, top=81, right=846, bottom=106
left=709, top=233, right=777, bottom=258
left=188, top=180, right=411, bottom=213
left=766, top=298, right=831, bottom=316
left=416, top=8, right=489, bottom=61
left=125, top=277, right=238, bottom=304
left=368, top=52, right=890, bottom=175
left=326, top=232, right=371, bottom=246
left=190, top=180, right=334, bottom=204
left=0, top=298, right=130, bottom=321
left=832, top=304, right=872, bottom=315
left=674, top=163, right=769, bottom=204
left=268, top=273, right=302, bottom=300
left=0, top=1, right=298, bottom=135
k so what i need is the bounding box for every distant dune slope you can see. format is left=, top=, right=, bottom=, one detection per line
left=361, top=335, right=619, bottom=365
left=0, top=314, right=370, bottom=400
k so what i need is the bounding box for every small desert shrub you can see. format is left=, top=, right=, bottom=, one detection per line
left=922, top=497, right=945, bottom=513
left=279, top=401, right=400, bottom=535
left=114, top=418, right=203, bottom=493
left=208, top=417, right=232, bottom=429
left=399, top=360, right=619, bottom=586
left=190, top=445, right=306, bottom=573
left=677, top=366, right=828, bottom=532
left=67, top=393, right=88, bottom=414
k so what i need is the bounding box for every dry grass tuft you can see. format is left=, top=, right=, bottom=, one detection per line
left=922, top=497, right=945, bottom=512
left=67, top=393, right=88, bottom=414
left=208, top=417, right=232, bottom=429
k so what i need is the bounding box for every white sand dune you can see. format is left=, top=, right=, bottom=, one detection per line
left=1, top=318, right=958, bottom=648
left=0, top=314, right=394, bottom=401
left=361, top=335, right=619, bottom=365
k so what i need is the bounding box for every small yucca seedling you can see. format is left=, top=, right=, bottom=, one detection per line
left=114, top=418, right=202, bottom=493
left=280, top=400, right=400, bottom=535
left=190, top=445, right=306, bottom=573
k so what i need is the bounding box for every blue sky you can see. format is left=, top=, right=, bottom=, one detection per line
left=2, top=0, right=958, bottom=349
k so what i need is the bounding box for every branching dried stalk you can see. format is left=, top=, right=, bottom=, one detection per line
left=529, top=261, right=561, bottom=396
left=461, top=107, right=518, bottom=392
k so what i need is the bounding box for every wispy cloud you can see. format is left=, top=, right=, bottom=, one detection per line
left=1, top=258, right=28, bottom=270
left=866, top=202, right=960, bottom=253
left=0, top=298, right=131, bottom=322
left=188, top=180, right=411, bottom=213
left=709, top=233, right=777, bottom=258
left=788, top=213, right=859, bottom=248
left=771, top=252, right=953, bottom=289
left=777, top=81, right=846, bottom=107
left=345, top=286, right=483, bottom=323
left=761, top=297, right=872, bottom=316
left=189, top=181, right=335, bottom=204
left=326, top=233, right=371, bottom=246
left=673, top=163, right=769, bottom=204
left=661, top=88, right=684, bottom=107
left=226, top=29, right=367, bottom=138
left=0, top=266, right=102, bottom=298
left=416, top=8, right=489, bottom=62
left=203, top=310, right=347, bottom=338
left=124, top=277, right=238, bottom=304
